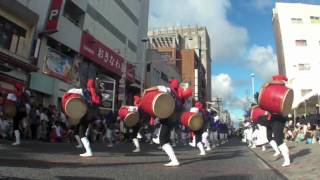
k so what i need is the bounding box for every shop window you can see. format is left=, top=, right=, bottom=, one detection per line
left=63, top=0, right=85, bottom=27
left=47, top=38, right=76, bottom=57
left=0, top=16, right=26, bottom=55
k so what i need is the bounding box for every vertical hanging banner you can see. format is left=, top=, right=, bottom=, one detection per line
left=126, top=63, right=135, bottom=83
left=44, top=0, right=63, bottom=33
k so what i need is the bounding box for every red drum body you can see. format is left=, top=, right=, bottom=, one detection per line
left=3, top=100, right=17, bottom=119
left=61, top=93, right=87, bottom=125
left=250, top=105, right=267, bottom=123
left=140, top=90, right=175, bottom=118
left=118, top=106, right=139, bottom=128
left=259, top=83, right=293, bottom=116
left=180, top=112, right=204, bottom=131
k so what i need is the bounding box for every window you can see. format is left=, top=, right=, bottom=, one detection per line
left=295, top=40, right=307, bottom=46
left=0, top=16, right=26, bottom=55
left=153, top=68, right=160, bottom=81
left=291, top=18, right=303, bottom=24
left=146, top=63, right=150, bottom=72
left=159, top=52, right=172, bottom=60
left=160, top=72, right=168, bottom=82
left=301, top=89, right=312, bottom=96
left=63, top=0, right=85, bottom=27
left=298, top=64, right=311, bottom=71
left=310, top=16, right=320, bottom=24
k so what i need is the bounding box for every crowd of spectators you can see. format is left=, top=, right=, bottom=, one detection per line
left=284, top=114, right=320, bottom=144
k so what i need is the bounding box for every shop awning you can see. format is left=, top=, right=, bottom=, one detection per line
left=292, top=89, right=320, bottom=109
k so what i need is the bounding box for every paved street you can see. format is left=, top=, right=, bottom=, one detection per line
left=251, top=141, right=320, bottom=180
left=0, top=138, right=286, bottom=180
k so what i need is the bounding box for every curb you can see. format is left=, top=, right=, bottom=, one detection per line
left=249, top=147, right=288, bottom=180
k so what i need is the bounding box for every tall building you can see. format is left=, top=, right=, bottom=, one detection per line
left=144, top=49, right=181, bottom=88
left=148, top=26, right=212, bottom=102
left=272, top=2, right=320, bottom=113
left=11, top=0, right=149, bottom=109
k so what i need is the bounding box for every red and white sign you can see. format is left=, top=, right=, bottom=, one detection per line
left=80, top=32, right=124, bottom=76
left=44, top=0, right=63, bottom=33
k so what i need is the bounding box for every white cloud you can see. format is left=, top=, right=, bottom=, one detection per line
left=212, top=73, right=234, bottom=99
left=149, top=0, right=249, bottom=60
left=212, top=73, right=253, bottom=123
left=247, top=45, right=278, bottom=81
left=212, top=73, right=251, bottom=116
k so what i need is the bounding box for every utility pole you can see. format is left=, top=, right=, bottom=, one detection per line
left=140, top=38, right=148, bottom=95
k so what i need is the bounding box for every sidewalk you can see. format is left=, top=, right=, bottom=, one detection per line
left=251, top=141, right=320, bottom=180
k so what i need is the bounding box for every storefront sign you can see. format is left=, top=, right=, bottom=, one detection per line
left=43, top=47, right=73, bottom=82
left=80, top=32, right=124, bottom=76
left=44, top=0, right=63, bottom=33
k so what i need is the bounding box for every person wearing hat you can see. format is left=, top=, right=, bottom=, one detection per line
left=148, top=79, right=191, bottom=166
left=66, top=79, right=102, bottom=157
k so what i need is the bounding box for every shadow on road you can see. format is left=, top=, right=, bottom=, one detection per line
left=290, top=148, right=311, bottom=162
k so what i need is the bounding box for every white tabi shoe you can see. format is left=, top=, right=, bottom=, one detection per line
left=205, top=146, right=212, bottom=151
left=162, top=143, right=180, bottom=167
left=278, top=143, right=290, bottom=167
left=80, top=137, right=93, bottom=157
left=152, top=137, right=160, bottom=144
left=12, top=130, right=21, bottom=146
left=132, top=138, right=141, bottom=153
left=197, top=142, right=206, bottom=156
left=269, top=140, right=280, bottom=157
left=74, top=135, right=83, bottom=148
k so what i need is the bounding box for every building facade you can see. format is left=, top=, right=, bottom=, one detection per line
left=13, top=0, right=149, bottom=110
left=144, top=49, right=181, bottom=88
left=0, top=0, right=38, bottom=94
left=147, top=26, right=212, bottom=102
left=273, top=2, right=320, bottom=112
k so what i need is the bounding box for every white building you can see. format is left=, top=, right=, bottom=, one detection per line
left=272, top=2, right=320, bottom=113
left=16, top=0, right=149, bottom=108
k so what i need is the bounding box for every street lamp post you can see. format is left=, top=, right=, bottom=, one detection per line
left=251, top=73, right=255, bottom=103
left=140, top=38, right=149, bottom=95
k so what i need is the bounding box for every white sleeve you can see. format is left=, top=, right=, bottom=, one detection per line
left=67, top=88, right=83, bottom=95
left=190, top=107, right=199, bottom=113
left=157, top=86, right=168, bottom=93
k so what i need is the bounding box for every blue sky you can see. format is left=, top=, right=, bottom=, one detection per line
left=148, top=0, right=320, bottom=126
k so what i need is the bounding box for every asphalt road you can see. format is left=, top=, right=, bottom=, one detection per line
left=0, top=138, right=286, bottom=180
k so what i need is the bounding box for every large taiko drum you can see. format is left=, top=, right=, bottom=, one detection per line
left=258, top=83, right=293, bottom=116
left=140, top=90, right=175, bottom=118
left=61, top=93, right=87, bottom=125
left=118, top=106, right=140, bottom=127
left=3, top=100, right=17, bottom=119
left=180, top=112, right=204, bottom=131
left=250, top=105, right=268, bottom=123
